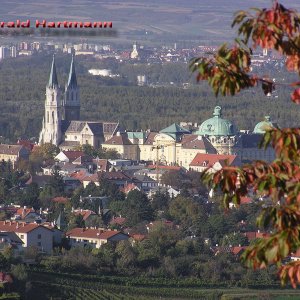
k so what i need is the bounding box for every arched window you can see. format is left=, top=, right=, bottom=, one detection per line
left=47, top=111, right=49, bottom=123
left=52, top=93, right=54, bottom=102
left=52, top=111, right=55, bottom=124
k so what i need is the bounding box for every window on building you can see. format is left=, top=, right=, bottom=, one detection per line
left=20, top=235, right=24, bottom=239
left=37, top=234, right=41, bottom=239
left=38, top=242, right=41, bottom=247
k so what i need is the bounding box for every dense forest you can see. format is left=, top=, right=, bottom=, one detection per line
left=0, top=53, right=299, bottom=142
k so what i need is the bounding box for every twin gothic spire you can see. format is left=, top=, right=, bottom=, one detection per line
left=48, top=54, right=77, bottom=89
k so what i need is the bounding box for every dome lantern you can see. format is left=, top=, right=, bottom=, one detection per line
left=196, top=106, right=237, bottom=136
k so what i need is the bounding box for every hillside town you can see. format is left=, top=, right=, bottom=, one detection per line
left=0, top=53, right=283, bottom=262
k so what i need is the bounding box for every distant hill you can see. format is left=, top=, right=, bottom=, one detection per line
left=0, top=53, right=299, bottom=142
left=0, top=0, right=299, bottom=44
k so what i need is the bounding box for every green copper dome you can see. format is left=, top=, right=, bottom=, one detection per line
left=253, top=116, right=276, bottom=134
left=196, top=106, right=237, bottom=136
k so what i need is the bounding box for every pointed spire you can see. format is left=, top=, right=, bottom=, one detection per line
left=48, top=54, right=59, bottom=88
left=56, top=210, right=66, bottom=230
left=67, top=54, right=77, bottom=88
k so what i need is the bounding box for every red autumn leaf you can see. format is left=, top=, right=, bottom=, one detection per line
left=286, top=55, right=300, bottom=72
left=291, top=88, right=300, bottom=104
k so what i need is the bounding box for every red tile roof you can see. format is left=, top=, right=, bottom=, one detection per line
left=17, top=140, right=34, bottom=151
left=52, top=197, right=69, bottom=204
left=144, top=132, right=158, bottom=145
left=230, top=246, right=246, bottom=255
left=82, top=171, right=132, bottom=183
left=72, top=155, right=93, bottom=165
left=131, top=234, right=146, bottom=242
left=62, top=151, right=85, bottom=162
left=82, top=173, right=98, bottom=183
left=0, top=221, right=52, bottom=234
left=70, top=170, right=88, bottom=181
left=181, top=135, right=216, bottom=152
left=74, top=210, right=96, bottom=221
left=92, top=159, right=110, bottom=172
left=190, top=153, right=238, bottom=167
left=0, top=144, right=24, bottom=156
left=121, top=183, right=140, bottom=194
left=110, top=217, right=126, bottom=226
left=15, top=207, right=35, bottom=218
left=103, top=134, right=132, bottom=145
left=244, top=231, right=270, bottom=241
left=66, top=228, right=124, bottom=240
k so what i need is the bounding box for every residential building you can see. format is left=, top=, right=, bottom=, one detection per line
left=66, top=228, right=129, bottom=248
left=0, top=144, right=30, bottom=167
left=102, top=133, right=138, bottom=160
left=55, top=150, right=85, bottom=163
left=0, top=221, right=54, bottom=253
left=189, top=153, right=239, bottom=173
left=0, top=232, right=23, bottom=255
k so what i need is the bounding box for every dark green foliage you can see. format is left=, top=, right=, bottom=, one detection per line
left=151, top=191, right=170, bottom=211
left=122, top=190, right=154, bottom=226
left=48, top=167, right=65, bottom=196
left=20, top=183, right=40, bottom=209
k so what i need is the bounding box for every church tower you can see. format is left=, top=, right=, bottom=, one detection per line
left=63, top=54, right=80, bottom=120
left=39, top=55, right=62, bottom=146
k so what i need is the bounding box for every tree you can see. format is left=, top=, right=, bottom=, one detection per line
left=29, top=143, right=59, bottom=173
left=190, top=1, right=300, bottom=287
left=160, top=170, right=185, bottom=189
left=169, top=195, right=205, bottom=235
left=11, top=264, right=28, bottom=282
left=115, top=240, right=137, bottom=273
left=48, top=166, right=65, bottom=196
left=151, top=190, right=170, bottom=211
left=21, top=183, right=40, bottom=209
left=122, top=190, right=154, bottom=226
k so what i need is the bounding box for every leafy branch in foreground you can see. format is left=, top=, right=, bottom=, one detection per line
left=202, top=129, right=300, bottom=287
left=190, top=1, right=300, bottom=103
left=192, top=0, right=300, bottom=287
